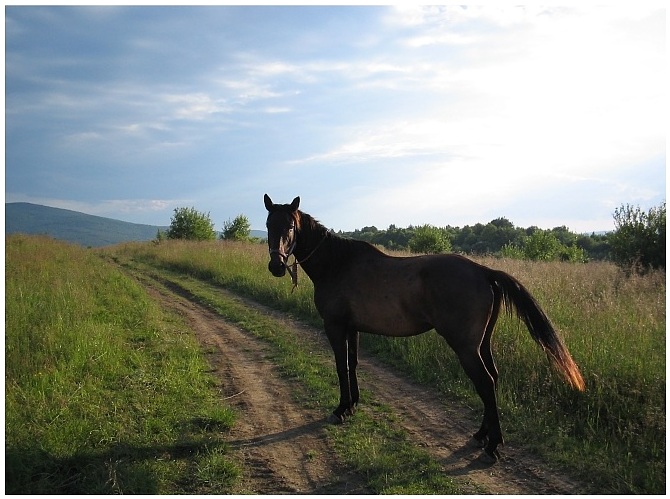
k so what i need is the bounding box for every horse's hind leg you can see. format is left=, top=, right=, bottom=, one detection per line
left=481, top=289, right=501, bottom=389
left=451, top=345, right=503, bottom=462
left=473, top=294, right=501, bottom=446
left=472, top=336, right=496, bottom=447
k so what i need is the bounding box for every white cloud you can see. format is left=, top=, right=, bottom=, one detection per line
left=288, top=119, right=469, bottom=165
left=289, top=5, right=664, bottom=179
left=263, top=107, right=291, bottom=114
left=215, top=77, right=283, bottom=103
left=250, top=60, right=300, bottom=76
left=63, top=131, right=104, bottom=143
left=5, top=194, right=182, bottom=220
left=163, top=92, right=232, bottom=120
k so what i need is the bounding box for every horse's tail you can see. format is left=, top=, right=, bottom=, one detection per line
left=489, top=269, right=586, bottom=392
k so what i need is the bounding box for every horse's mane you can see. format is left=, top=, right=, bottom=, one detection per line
left=297, top=210, right=385, bottom=257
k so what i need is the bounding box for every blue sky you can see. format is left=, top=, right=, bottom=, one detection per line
left=4, top=5, right=666, bottom=233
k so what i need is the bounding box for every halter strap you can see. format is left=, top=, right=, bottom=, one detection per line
left=286, top=234, right=328, bottom=292
left=268, top=238, right=297, bottom=260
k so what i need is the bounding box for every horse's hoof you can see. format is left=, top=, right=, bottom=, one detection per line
left=327, top=413, right=344, bottom=425
left=478, top=449, right=500, bottom=464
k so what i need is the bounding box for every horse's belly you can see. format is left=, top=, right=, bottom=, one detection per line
left=341, top=266, right=433, bottom=336
left=358, top=319, right=430, bottom=337
left=351, top=300, right=431, bottom=337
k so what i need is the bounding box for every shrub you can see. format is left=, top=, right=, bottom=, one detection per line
left=167, top=207, right=216, bottom=241
left=610, top=202, right=665, bottom=271
left=221, top=214, right=251, bottom=241
left=408, top=225, right=451, bottom=254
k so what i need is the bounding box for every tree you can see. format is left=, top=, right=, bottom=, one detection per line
left=610, top=202, right=665, bottom=271
left=500, top=241, right=526, bottom=259
left=523, top=230, right=563, bottom=261
left=550, top=226, right=577, bottom=247
left=154, top=228, right=166, bottom=244
left=490, top=217, right=514, bottom=230
left=500, top=232, right=587, bottom=263
left=166, top=207, right=216, bottom=241
left=222, top=214, right=251, bottom=241
left=408, top=225, right=451, bottom=254
left=558, top=243, right=588, bottom=263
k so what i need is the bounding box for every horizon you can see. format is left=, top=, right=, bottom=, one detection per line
left=5, top=200, right=615, bottom=236
left=5, top=6, right=665, bottom=234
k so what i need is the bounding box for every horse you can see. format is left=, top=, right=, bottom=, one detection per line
left=263, top=194, right=585, bottom=462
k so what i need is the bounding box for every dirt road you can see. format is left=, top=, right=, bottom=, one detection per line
left=135, top=271, right=587, bottom=494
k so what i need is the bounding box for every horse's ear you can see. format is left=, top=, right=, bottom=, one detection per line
left=290, top=196, right=300, bottom=212
left=264, top=194, right=273, bottom=212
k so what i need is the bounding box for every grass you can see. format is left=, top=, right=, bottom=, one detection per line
left=487, top=258, right=665, bottom=493
left=115, top=256, right=463, bottom=494
left=7, top=234, right=465, bottom=494
left=108, top=239, right=666, bottom=494
left=113, top=239, right=321, bottom=325
left=328, top=402, right=469, bottom=494
left=363, top=258, right=665, bottom=493
left=5, top=235, right=238, bottom=494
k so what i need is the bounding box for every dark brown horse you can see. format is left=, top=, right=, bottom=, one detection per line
left=264, top=194, right=585, bottom=462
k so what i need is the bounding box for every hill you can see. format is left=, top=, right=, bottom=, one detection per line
left=250, top=229, right=268, bottom=240
left=5, top=203, right=169, bottom=247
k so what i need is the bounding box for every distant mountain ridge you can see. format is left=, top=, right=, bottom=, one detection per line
left=5, top=202, right=169, bottom=248
left=5, top=203, right=268, bottom=247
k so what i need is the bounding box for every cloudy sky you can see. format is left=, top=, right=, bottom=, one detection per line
left=4, top=5, right=666, bottom=233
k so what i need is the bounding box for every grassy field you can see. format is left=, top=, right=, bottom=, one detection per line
left=108, top=239, right=666, bottom=494
left=7, top=235, right=664, bottom=493
left=6, top=234, right=466, bottom=494
left=5, top=235, right=238, bottom=494
left=117, top=258, right=464, bottom=494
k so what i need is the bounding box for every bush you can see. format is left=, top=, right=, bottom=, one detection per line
left=222, top=215, right=251, bottom=241
left=523, top=230, right=563, bottom=261
left=610, top=202, right=665, bottom=271
left=501, top=231, right=587, bottom=263
left=167, top=207, right=216, bottom=241
left=408, top=225, right=451, bottom=254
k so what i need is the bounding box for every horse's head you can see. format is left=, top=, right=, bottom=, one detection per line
left=264, top=194, right=300, bottom=277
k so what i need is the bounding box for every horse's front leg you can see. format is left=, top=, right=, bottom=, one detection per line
left=325, top=322, right=354, bottom=424
left=347, top=330, right=360, bottom=414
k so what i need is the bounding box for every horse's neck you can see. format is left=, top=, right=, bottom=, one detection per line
left=295, top=214, right=337, bottom=283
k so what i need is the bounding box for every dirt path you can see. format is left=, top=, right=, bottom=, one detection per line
left=139, top=278, right=369, bottom=494
left=133, top=269, right=587, bottom=494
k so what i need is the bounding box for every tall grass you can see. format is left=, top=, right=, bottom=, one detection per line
left=109, top=240, right=665, bottom=493
left=368, top=258, right=665, bottom=493
left=5, top=235, right=238, bottom=494
left=113, top=240, right=320, bottom=324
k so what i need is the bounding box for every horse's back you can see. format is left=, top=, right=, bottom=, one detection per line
left=317, top=251, right=495, bottom=337
left=415, top=254, right=497, bottom=333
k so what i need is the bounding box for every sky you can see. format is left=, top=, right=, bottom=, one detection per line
left=4, top=5, right=666, bottom=234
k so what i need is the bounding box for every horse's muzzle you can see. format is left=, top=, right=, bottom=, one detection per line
left=268, top=259, right=287, bottom=277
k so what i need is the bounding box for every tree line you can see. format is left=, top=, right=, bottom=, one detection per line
left=159, top=202, right=665, bottom=272
left=340, top=218, right=607, bottom=263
